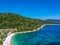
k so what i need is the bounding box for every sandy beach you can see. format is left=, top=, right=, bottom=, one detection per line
left=3, top=33, right=15, bottom=45
left=3, top=24, right=60, bottom=45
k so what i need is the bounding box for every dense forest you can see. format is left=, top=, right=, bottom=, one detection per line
left=0, top=13, right=54, bottom=31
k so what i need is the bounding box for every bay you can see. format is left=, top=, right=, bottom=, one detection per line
left=11, top=25, right=60, bottom=45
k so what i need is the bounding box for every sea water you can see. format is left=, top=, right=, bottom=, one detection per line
left=11, top=25, right=60, bottom=45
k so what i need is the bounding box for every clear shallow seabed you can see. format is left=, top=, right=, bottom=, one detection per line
left=11, top=25, right=60, bottom=45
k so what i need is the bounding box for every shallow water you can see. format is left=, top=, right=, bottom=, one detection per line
left=11, top=25, right=60, bottom=45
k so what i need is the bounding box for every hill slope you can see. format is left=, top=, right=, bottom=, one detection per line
left=0, top=13, right=54, bottom=31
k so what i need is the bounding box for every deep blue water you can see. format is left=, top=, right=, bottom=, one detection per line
left=11, top=25, right=60, bottom=45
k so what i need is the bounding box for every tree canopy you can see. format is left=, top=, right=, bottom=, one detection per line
left=0, top=13, right=54, bottom=31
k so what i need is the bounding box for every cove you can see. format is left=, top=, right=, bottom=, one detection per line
left=11, top=25, right=60, bottom=45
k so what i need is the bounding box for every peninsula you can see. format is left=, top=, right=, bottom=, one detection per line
left=0, top=13, right=55, bottom=45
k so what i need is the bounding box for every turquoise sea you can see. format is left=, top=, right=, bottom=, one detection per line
left=11, top=25, right=60, bottom=45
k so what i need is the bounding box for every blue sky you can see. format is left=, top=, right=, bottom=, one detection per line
left=0, top=0, right=60, bottom=20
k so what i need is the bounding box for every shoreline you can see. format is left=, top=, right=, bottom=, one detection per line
left=3, top=33, right=15, bottom=45
left=3, top=24, right=60, bottom=45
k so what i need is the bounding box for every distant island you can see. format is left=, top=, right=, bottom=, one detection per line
left=46, top=19, right=60, bottom=24
left=0, top=13, right=55, bottom=45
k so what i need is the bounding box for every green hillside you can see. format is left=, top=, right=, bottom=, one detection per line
left=0, top=13, right=54, bottom=31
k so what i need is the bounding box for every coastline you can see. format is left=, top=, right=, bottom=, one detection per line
left=3, top=24, right=60, bottom=45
